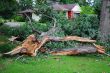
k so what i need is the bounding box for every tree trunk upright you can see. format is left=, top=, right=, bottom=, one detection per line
left=99, top=0, right=110, bottom=42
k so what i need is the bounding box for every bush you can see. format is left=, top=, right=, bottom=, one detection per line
left=72, top=14, right=99, bottom=39
left=57, top=14, right=99, bottom=39
left=0, top=22, right=53, bottom=40
left=0, top=23, right=32, bottom=40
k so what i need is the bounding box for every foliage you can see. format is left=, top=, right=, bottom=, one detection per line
left=0, top=24, right=32, bottom=40
left=0, top=43, right=17, bottom=53
left=44, top=26, right=77, bottom=50
left=72, top=15, right=99, bottom=39
left=0, top=22, right=53, bottom=40
left=93, top=0, right=102, bottom=17
left=81, top=6, right=95, bottom=14
left=0, top=17, right=5, bottom=26
left=35, top=1, right=54, bottom=23
left=0, top=0, right=18, bottom=19
left=32, top=22, right=50, bottom=32
left=56, top=13, right=99, bottom=39
left=0, top=35, right=8, bottom=43
left=0, top=35, right=17, bottom=53
left=19, top=0, right=33, bottom=10
left=11, top=15, right=25, bottom=22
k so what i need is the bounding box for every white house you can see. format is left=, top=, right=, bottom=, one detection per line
left=53, top=3, right=82, bottom=19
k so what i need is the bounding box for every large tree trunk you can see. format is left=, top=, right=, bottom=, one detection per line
left=50, top=44, right=105, bottom=56
left=99, top=0, right=110, bottom=42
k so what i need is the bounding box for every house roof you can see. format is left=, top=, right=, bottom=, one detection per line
left=53, top=4, right=76, bottom=10
left=61, top=4, right=76, bottom=10
left=52, top=4, right=68, bottom=11
left=52, top=4, right=81, bottom=13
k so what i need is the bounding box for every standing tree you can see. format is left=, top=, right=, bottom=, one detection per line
left=0, top=0, right=18, bottom=18
left=99, top=0, right=110, bottom=42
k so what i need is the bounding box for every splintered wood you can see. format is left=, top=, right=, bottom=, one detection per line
left=42, top=36, right=96, bottom=42
left=4, top=34, right=45, bottom=56
left=4, top=34, right=105, bottom=56
left=61, top=36, right=96, bottom=42
left=93, top=43, right=105, bottom=54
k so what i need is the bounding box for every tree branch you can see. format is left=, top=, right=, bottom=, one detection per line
left=24, top=13, right=41, bottom=34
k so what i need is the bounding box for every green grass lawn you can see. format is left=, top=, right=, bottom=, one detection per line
left=0, top=55, right=110, bottom=73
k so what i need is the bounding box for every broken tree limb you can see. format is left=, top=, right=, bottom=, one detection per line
left=4, top=46, right=23, bottom=55
left=42, top=36, right=96, bottom=42
left=8, top=36, right=18, bottom=42
left=50, top=46, right=97, bottom=55
left=61, top=36, right=96, bottom=42
left=24, top=13, right=41, bottom=34
left=34, top=36, right=50, bottom=55
left=4, top=34, right=45, bottom=56
left=93, top=43, right=105, bottom=54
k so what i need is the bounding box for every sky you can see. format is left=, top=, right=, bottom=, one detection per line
left=86, top=0, right=94, bottom=6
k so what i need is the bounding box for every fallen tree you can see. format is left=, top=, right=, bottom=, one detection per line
left=4, top=34, right=105, bottom=56
left=3, top=12, right=106, bottom=57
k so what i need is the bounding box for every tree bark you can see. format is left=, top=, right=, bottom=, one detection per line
left=99, top=0, right=110, bottom=42
left=50, top=44, right=105, bottom=56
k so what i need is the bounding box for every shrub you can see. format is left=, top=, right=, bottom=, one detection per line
left=57, top=14, right=99, bottom=39
left=0, top=22, right=52, bottom=40
left=0, top=23, right=32, bottom=40
left=72, top=14, right=99, bottom=39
